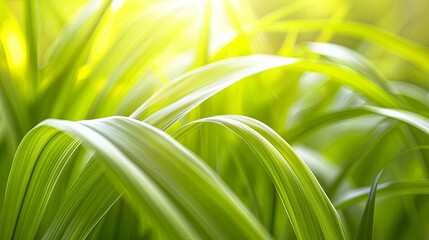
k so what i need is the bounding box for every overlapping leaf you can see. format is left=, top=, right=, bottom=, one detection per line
left=174, top=115, right=347, bottom=239
left=1, top=117, right=271, bottom=239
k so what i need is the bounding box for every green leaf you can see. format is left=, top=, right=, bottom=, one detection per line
left=300, top=42, right=392, bottom=92
left=257, top=20, right=429, bottom=73
left=131, top=55, right=400, bottom=131
left=2, top=117, right=271, bottom=239
left=43, top=160, right=121, bottom=239
left=335, top=179, right=429, bottom=209
left=362, top=106, right=429, bottom=135
left=0, top=127, right=61, bottom=239
left=130, top=55, right=299, bottom=128
left=354, top=170, right=383, bottom=240
left=174, top=115, right=347, bottom=240
left=24, top=0, right=39, bottom=90
left=38, top=0, right=112, bottom=118
left=285, top=109, right=371, bottom=142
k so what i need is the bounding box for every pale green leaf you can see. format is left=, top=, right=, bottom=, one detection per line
left=174, top=115, right=347, bottom=240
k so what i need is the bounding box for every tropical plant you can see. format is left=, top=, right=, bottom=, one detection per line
left=1, top=0, right=429, bottom=239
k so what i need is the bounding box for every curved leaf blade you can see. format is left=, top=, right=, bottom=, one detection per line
left=257, top=20, right=429, bottom=73
left=335, top=179, right=429, bottom=210
left=3, top=116, right=272, bottom=239
left=131, top=55, right=400, bottom=131
left=174, top=115, right=347, bottom=239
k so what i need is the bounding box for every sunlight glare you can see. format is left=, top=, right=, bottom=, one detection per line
left=4, top=32, right=25, bottom=68
left=112, top=0, right=124, bottom=12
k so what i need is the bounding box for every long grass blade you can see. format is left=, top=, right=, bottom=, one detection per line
left=174, top=115, right=347, bottom=239
left=2, top=116, right=272, bottom=239
left=131, top=55, right=400, bottom=131
left=335, top=179, right=429, bottom=209
left=43, top=161, right=120, bottom=239
left=354, top=170, right=383, bottom=240
left=257, top=20, right=429, bottom=73
left=363, top=106, right=429, bottom=135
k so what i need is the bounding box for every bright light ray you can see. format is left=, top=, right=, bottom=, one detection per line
left=111, top=0, right=124, bottom=12
left=4, top=32, right=25, bottom=67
